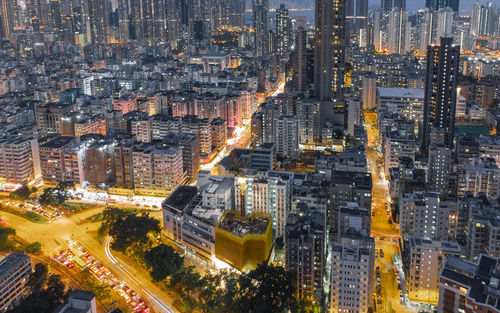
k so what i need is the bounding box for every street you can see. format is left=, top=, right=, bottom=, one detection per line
left=0, top=205, right=177, bottom=313
left=364, top=111, right=416, bottom=313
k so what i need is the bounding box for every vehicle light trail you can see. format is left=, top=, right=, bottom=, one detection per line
left=105, top=237, right=176, bottom=313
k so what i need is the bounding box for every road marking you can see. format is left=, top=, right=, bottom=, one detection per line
left=104, top=237, right=175, bottom=313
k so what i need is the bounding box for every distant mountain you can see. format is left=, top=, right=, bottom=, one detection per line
left=245, top=0, right=500, bottom=14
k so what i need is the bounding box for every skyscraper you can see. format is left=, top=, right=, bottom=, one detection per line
left=470, top=2, right=497, bottom=38
left=117, top=0, right=129, bottom=42
left=394, top=0, right=406, bottom=10
left=0, top=0, right=18, bottom=38
left=48, top=0, right=62, bottom=30
left=387, top=8, right=410, bottom=54
left=253, top=0, right=268, bottom=57
left=285, top=204, right=325, bottom=304
left=213, top=0, right=245, bottom=29
left=275, top=4, right=292, bottom=55
left=381, top=0, right=392, bottom=11
left=426, top=0, right=459, bottom=12
left=166, top=0, right=181, bottom=45
left=422, top=37, right=460, bottom=152
left=346, top=0, right=368, bottom=38
left=292, top=25, right=307, bottom=92
left=314, top=0, right=346, bottom=101
left=26, top=0, right=47, bottom=30
left=86, top=0, right=108, bottom=44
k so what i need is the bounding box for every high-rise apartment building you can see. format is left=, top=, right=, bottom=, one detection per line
left=213, top=0, right=245, bottom=29
left=314, top=0, right=345, bottom=101
left=0, top=0, right=19, bottom=38
left=274, top=115, right=299, bottom=160
left=0, top=253, right=32, bottom=311
left=470, top=2, right=498, bottom=38
left=285, top=203, right=325, bottom=304
left=26, top=0, right=47, bottom=30
left=331, top=236, right=375, bottom=313
left=387, top=8, right=410, bottom=54
left=346, top=0, right=368, bottom=37
left=0, top=137, right=40, bottom=185
left=132, top=143, right=185, bottom=195
left=427, top=145, right=452, bottom=192
left=422, top=37, right=460, bottom=152
left=238, top=171, right=291, bottom=238
left=426, top=0, right=459, bottom=12
left=381, top=0, right=392, bottom=11
left=457, top=157, right=500, bottom=199
left=253, top=0, right=268, bottom=57
left=48, top=0, right=62, bottom=29
left=275, top=4, right=292, bottom=55
left=297, top=99, right=320, bottom=145
left=402, top=236, right=460, bottom=305
left=291, top=26, right=307, bottom=92
left=399, top=192, right=457, bottom=240
left=86, top=0, right=109, bottom=44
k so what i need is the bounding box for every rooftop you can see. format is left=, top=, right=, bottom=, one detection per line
left=40, top=136, right=74, bottom=149
left=0, top=252, right=30, bottom=281
left=377, top=87, right=424, bottom=99
left=163, top=186, right=199, bottom=212
left=218, top=211, right=269, bottom=238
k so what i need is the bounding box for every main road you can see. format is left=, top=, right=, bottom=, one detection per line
left=1, top=206, right=177, bottom=313
left=364, top=111, right=416, bottom=313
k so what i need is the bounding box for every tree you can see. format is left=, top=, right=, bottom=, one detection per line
left=0, top=227, right=16, bottom=250
left=195, top=264, right=298, bottom=313
left=24, top=241, right=42, bottom=254
left=39, top=182, right=74, bottom=206
left=98, top=207, right=129, bottom=237
left=27, top=263, right=49, bottom=295
left=8, top=263, right=67, bottom=313
left=144, top=244, right=184, bottom=281
left=244, top=264, right=296, bottom=312
left=109, top=214, right=160, bottom=254
left=11, top=185, right=34, bottom=199
left=81, top=268, right=111, bottom=300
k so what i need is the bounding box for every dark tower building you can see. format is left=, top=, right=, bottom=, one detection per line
left=87, top=0, right=109, bottom=44
left=426, top=0, right=459, bottom=12
left=275, top=4, right=292, bottom=55
left=0, top=0, right=18, bottom=38
left=314, top=0, right=346, bottom=102
left=213, top=0, right=245, bottom=29
left=394, top=0, right=406, bottom=10
left=117, top=0, right=129, bottom=42
left=253, top=0, right=268, bottom=57
left=49, top=0, right=62, bottom=29
left=422, top=37, right=460, bottom=152
left=26, top=0, right=47, bottom=30
left=381, top=0, right=392, bottom=11
left=292, top=26, right=307, bottom=92
left=346, top=0, right=368, bottom=37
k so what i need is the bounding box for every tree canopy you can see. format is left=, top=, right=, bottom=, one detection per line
left=8, top=263, right=67, bottom=313
left=144, top=244, right=184, bottom=281
left=108, top=213, right=160, bottom=253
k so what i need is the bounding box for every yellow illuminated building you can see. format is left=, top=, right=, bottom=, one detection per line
left=215, top=211, right=272, bottom=272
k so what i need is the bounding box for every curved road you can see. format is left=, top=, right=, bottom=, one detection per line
left=1, top=208, right=177, bottom=313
